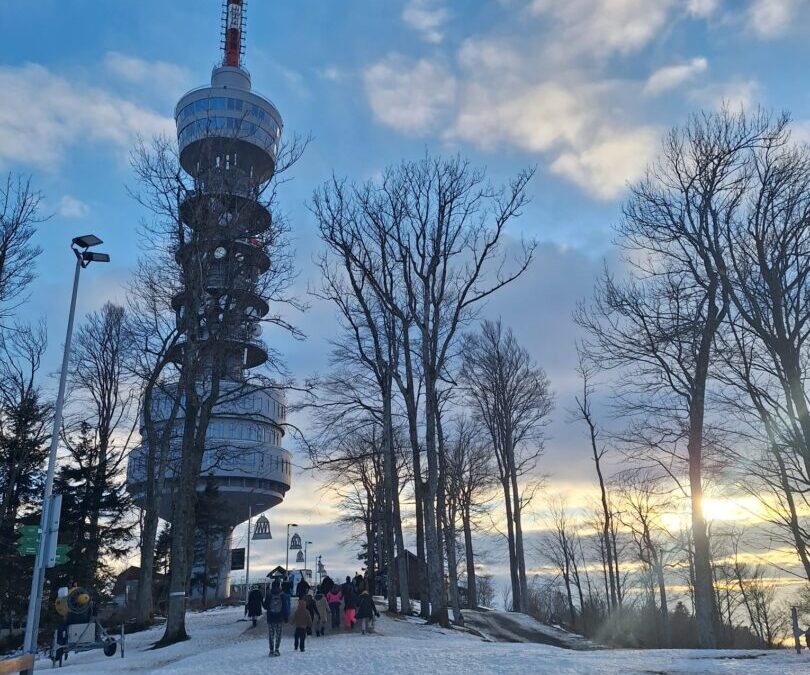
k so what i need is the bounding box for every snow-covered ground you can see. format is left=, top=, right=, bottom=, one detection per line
left=40, top=605, right=806, bottom=674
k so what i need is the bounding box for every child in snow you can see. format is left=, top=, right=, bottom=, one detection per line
left=290, top=596, right=313, bottom=652
left=326, top=586, right=342, bottom=630
left=314, top=586, right=330, bottom=636
left=356, top=590, right=380, bottom=635
left=262, top=579, right=288, bottom=657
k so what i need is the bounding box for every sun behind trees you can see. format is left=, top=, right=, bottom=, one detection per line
left=573, top=107, right=810, bottom=648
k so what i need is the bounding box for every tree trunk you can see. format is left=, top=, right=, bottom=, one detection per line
left=501, top=478, right=520, bottom=612
left=687, top=387, right=717, bottom=649
left=462, top=506, right=477, bottom=609
left=654, top=555, right=670, bottom=647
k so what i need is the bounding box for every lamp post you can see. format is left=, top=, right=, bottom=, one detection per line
left=244, top=502, right=264, bottom=606
left=304, top=541, right=312, bottom=581
left=22, top=236, right=109, bottom=673
left=285, top=523, right=298, bottom=576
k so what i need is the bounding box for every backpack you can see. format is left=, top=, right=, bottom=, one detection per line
left=268, top=591, right=283, bottom=615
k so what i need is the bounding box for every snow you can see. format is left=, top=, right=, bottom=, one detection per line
left=461, top=607, right=596, bottom=649
left=39, top=605, right=806, bottom=674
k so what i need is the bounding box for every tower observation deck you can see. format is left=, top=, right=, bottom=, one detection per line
left=127, top=0, right=291, bottom=599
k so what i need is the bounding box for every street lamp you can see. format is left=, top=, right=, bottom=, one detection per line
left=22, top=235, right=109, bottom=673
left=244, top=502, right=264, bottom=607
left=304, top=541, right=312, bottom=581
left=285, top=523, right=298, bottom=575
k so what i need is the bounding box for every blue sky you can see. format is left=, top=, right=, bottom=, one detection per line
left=1, top=0, right=809, bottom=582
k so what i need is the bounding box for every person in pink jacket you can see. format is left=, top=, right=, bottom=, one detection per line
left=326, top=587, right=342, bottom=630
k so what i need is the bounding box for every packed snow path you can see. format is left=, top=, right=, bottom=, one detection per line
left=461, top=607, right=596, bottom=649
left=40, top=605, right=805, bottom=674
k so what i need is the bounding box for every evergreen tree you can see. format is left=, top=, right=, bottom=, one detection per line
left=154, top=524, right=172, bottom=576
left=192, top=478, right=231, bottom=607
left=54, top=421, right=134, bottom=594
left=0, top=325, right=50, bottom=633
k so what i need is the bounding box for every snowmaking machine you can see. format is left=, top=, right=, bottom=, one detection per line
left=49, top=585, right=125, bottom=667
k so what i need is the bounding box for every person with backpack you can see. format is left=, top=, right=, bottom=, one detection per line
left=245, top=585, right=263, bottom=628
left=314, top=586, right=330, bottom=636
left=262, top=579, right=288, bottom=657
left=290, top=596, right=313, bottom=652
left=326, top=586, right=342, bottom=630
left=356, top=589, right=380, bottom=635
left=342, top=576, right=358, bottom=630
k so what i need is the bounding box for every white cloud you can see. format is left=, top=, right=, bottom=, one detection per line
left=364, top=37, right=661, bottom=200
left=644, top=57, right=708, bottom=94
left=57, top=195, right=90, bottom=219
left=363, top=56, right=456, bottom=135
left=747, top=0, right=798, bottom=37
left=688, top=0, right=721, bottom=17
left=0, top=63, right=175, bottom=169
left=402, top=0, right=450, bottom=44
left=103, top=51, right=190, bottom=91
left=529, top=0, right=674, bottom=57
left=550, top=127, right=660, bottom=200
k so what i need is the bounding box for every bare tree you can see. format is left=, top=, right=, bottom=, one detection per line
left=461, top=319, right=553, bottom=613
left=616, top=474, right=674, bottom=647
left=571, top=351, right=619, bottom=612
left=444, top=415, right=495, bottom=609
left=708, top=125, right=810, bottom=584
left=128, top=133, right=304, bottom=645
left=0, top=174, right=43, bottom=323
left=540, top=498, right=580, bottom=629
left=64, top=302, right=138, bottom=585
left=577, top=108, right=782, bottom=648
left=313, top=155, right=536, bottom=624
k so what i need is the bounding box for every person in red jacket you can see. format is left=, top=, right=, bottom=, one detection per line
left=326, top=587, right=342, bottom=630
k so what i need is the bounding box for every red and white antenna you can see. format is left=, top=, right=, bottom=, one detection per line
left=222, top=0, right=245, bottom=68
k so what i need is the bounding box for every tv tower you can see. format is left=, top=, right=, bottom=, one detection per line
left=128, top=0, right=291, bottom=599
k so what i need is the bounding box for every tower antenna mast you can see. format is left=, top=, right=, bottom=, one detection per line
left=223, top=0, right=245, bottom=67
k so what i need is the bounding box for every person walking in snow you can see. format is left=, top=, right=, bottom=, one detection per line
left=263, top=579, right=288, bottom=657
left=304, top=591, right=320, bottom=636
left=246, top=585, right=263, bottom=628
left=326, top=586, right=342, bottom=630
left=320, top=575, right=335, bottom=596
left=296, top=576, right=311, bottom=598
left=356, top=589, right=380, bottom=635
left=342, top=576, right=358, bottom=630
left=290, top=596, right=313, bottom=652
left=314, top=586, right=330, bottom=636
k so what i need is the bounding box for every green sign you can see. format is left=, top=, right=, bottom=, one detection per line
left=53, top=544, right=69, bottom=566
left=17, top=526, right=41, bottom=555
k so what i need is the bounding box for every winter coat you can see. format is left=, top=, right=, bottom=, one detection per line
left=315, top=593, right=330, bottom=621
left=246, top=589, right=263, bottom=618
left=356, top=593, right=379, bottom=620
left=342, top=582, right=357, bottom=609
left=262, top=587, right=288, bottom=623
left=290, top=600, right=313, bottom=629
left=326, top=590, right=342, bottom=606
